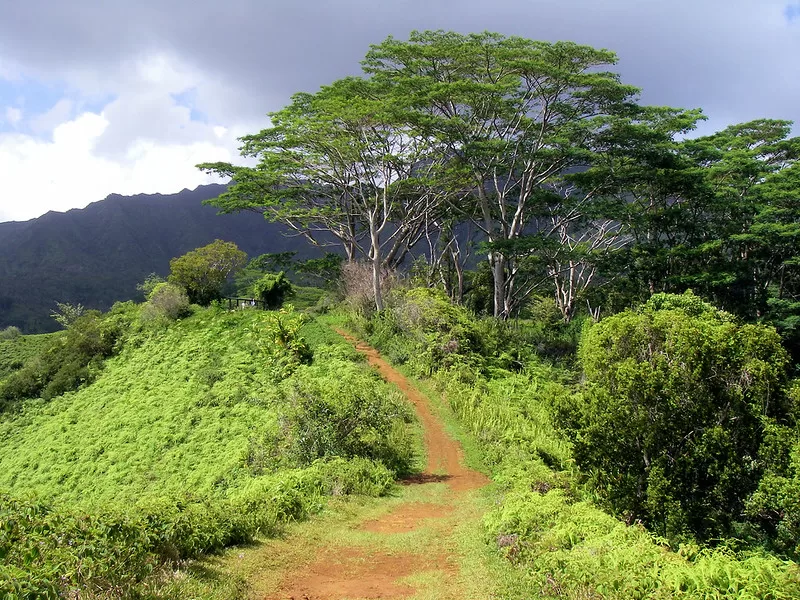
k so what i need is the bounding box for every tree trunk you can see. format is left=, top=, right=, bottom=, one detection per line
left=492, top=253, right=507, bottom=319
left=370, top=224, right=384, bottom=312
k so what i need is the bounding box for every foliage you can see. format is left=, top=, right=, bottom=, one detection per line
left=139, top=281, right=191, bottom=326
left=562, top=291, right=793, bottom=542
left=484, top=483, right=800, bottom=599
left=252, top=271, right=294, bottom=309
left=248, top=307, right=313, bottom=382
left=0, top=458, right=394, bottom=598
left=0, top=303, right=136, bottom=408
left=0, top=332, right=55, bottom=381
left=0, top=306, right=415, bottom=595
left=136, top=272, right=166, bottom=299
left=354, top=288, right=800, bottom=597
left=277, top=359, right=416, bottom=475
left=0, top=326, right=21, bottom=340
left=50, top=301, right=86, bottom=329
left=168, top=239, right=247, bottom=305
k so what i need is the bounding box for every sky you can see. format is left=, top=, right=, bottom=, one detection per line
left=0, top=0, right=798, bottom=223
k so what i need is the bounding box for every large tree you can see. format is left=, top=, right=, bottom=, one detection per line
left=362, top=31, right=640, bottom=318
left=200, top=77, right=447, bottom=311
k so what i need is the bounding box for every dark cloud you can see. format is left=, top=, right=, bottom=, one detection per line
left=1, top=0, right=798, bottom=132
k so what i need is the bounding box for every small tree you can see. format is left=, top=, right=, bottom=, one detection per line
left=168, top=240, right=247, bottom=305
left=50, top=302, right=86, bottom=329
left=564, top=291, right=792, bottom=541
left=252, top=272, right=294, bottom=310
left=140, top=282, right=191, bottom=324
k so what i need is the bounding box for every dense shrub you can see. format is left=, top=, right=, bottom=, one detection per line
left=562, top=291, right=794, bottom=542
left=252, top=271, right=294, bottom=309
left=243, top=359, right=416, bottom=476
left=139, top=281, right=191, bottom=325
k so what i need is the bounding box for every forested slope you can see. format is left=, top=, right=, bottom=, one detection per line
left=0, top=184, right=324, bottom=333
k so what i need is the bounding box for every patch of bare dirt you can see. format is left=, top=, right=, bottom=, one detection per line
left=359, top=502, right=455, bottom=534
left=266, top=547, right=453, bottom=600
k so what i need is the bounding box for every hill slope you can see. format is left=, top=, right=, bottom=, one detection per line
left=0, top=185, right=323, bottom=332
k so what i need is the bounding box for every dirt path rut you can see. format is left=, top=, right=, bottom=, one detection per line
left=263, top=332, right=489, bottom=599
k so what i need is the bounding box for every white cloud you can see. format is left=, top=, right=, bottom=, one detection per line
left=0, top=107, right=234, bottom=223
left=0, top=50, right=244, bottom=223
left=31, top=98, right=74, bottom=135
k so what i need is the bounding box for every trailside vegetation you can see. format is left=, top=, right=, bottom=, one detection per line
left=345, top=285, right=800, bottom=598
left=0, top=302, right=420, bottom=597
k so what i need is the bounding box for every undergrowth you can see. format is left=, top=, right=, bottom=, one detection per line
left=0, top=303, right=419, bottom=597
left=347, top=287, right=800, bottom=599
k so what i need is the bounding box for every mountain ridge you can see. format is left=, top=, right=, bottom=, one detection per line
left=0, top=184, right=322, bottom=333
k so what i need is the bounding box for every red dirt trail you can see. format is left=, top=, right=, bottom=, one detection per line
left=264, top=331, right=488, bottom=600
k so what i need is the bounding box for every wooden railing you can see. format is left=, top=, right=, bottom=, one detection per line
left=224, top=297, right=267, bottom=311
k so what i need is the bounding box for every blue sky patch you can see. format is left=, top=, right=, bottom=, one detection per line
left=0, top=74, right=115, bottom=136
left=171, top=87, right=208, bottom=124
left=786, top=3, right=800, bottom=22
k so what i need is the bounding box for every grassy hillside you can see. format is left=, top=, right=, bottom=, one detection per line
left=0, top=331, right=57, bottom=380
left=0, top=304, right=419, bottom=597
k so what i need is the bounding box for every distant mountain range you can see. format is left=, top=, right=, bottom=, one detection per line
left=0, top=184, right=323, bottom=333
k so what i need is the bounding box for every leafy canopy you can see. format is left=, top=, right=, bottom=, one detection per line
left=564, top=292, right=792, bottom=542
left=168, top=240, right=247, bottom=305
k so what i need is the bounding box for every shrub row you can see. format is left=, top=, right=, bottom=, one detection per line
left=0, top=457, right=393, bottom=598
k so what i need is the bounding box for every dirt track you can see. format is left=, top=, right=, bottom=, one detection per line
left=264, top=331, right=488, bottom=600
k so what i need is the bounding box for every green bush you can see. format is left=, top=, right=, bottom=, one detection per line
left=564, top=291, right=794, bottom=542
left=253, top=271, right=294, bottom=309
left=249, top=308, right=313, bottom=381
left=248, top=359, right=417, bottom=475
left=140, top=281, right=191, bottom=325
left=168, top=239, right=247, bottom=305
left=0, top=325, right=21, bottom=340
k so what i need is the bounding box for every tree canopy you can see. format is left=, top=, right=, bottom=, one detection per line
left=168, top=240, right=247, bottom=306
left=199, top=30, right=800, bottom=343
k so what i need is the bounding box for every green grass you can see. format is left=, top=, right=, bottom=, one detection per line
left=0, top=332, right=58, bottom=380
left=0, top=309, right=282, bottom=505
left=290, top=285, right=328, bottom=310
left=0, top=304, right=422, bottom=597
